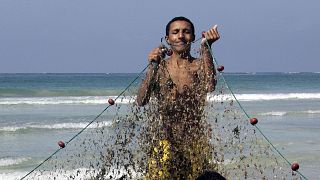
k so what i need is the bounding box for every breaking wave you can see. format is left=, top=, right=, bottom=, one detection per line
left=0, top=93, right=320, bottom=106
left=0, top=157, right=31, bottom=167
left=0, top=121, right=112, bottom=132
left=208, top=93, right=320, bottom=102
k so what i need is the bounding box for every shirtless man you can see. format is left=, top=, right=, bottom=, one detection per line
left=137, top=16, right=220, bottom=179
left=137, top=16, right=219, bottom=106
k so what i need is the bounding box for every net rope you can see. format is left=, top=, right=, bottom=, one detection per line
left=20, top=36, right=308, bottom=180
left=204, top=40, right=308, bottom=180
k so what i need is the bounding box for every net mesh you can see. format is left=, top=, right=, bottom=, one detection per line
left=24, top=45, right=303, bottom=180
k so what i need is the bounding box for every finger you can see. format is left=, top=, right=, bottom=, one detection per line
left=213, top=24, right=218, bottom=32
left=213, top=25, right=220, bottom=39
left=148, top=54, right=156, bottom=62
left=201, top=31, right=207, bottom=38
left=148, top=49, right=160, bottom=62
left=149, top=56, right=160, bottom=63
left=207, top=29, right=217, bottom=40
left=150, top=48, right=165, bottom=62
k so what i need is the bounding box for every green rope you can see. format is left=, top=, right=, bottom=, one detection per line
left=204, top=40, right=309, bottom=180
left=20, top=64, right=150, bottom=180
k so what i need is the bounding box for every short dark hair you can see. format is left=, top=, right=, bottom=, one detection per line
left=196, top=171, right=226, bottom=180
left=165, top=16, right=195, bottom=36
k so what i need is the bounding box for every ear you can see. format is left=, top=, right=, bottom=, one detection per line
left=191, top=34, right=195, bottom=42
left=165, top=36, right=170, bottom=44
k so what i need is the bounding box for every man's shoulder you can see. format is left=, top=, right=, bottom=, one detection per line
left=190, top=58, right=202, bottom=66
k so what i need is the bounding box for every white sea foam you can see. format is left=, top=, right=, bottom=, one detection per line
left=0, top=126, right=27, bottom=132
left=286, top=72, right=300, bottom=74
left=0, top=172, right=25, bottom=180
left=0, top=96, right=135, bottom=105
left=207, top=94, right=232, bottom=102
left=0, top=170, right=95, bottom=180
left=1, top=93, right=320, bottom=106
left=0, top=121, right=112, bottom=132
left=260, top=111, right=288, bottom=116
left=208, top=93, right=320, bottom=102
left=0, top=167, right=142, bottom=180
left=305, top=110, right=320, bottom=114
left=0, top=157, right=30, bottom=167
left=259, top=110, right=320, bottom=116
left=228, top=93, right=320, bottom=101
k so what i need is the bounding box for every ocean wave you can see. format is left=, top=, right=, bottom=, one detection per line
left=0, top=96, right=135, bottom=105
left=0, top=157, right=30, bottom=167
left=1, top=93, right=320, bottom=106
left=258, top=110, right=320, bottom=117
left=305, top=110, right=320, bottom=114
left=0, top=167, right=142, bottom=180
left=0, top=121, right=112, bottom=132
left=260, top=111, right=287, bottom=116
left=285, top=72, right=300, bottom=74
left=215, top=93, right=320, bottom=101
left=207, top=93, right=320, bottom=102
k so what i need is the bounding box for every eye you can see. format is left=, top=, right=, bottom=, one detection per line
left=183, top=29, right=191, bottom=34
left=171, top=29, right=179, bottom=34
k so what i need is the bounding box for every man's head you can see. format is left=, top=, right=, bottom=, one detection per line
left=165, top=16, right=195, bottom=54
left=196, top=171, right=226, bottom=180
left=166, top=16, right=195, bottom=37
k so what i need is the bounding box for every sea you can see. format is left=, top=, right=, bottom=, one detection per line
left=0, top=72, right=319, bottom=179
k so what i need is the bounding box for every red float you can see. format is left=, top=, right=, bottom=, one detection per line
left=217, top=65, right=224, bottom=72
left=250, top=118, right=258, bottom=125
left=166, top=49, right=173, bottom=56
left=108, top=98, right=115, bottom=105
left=58, top=141, right=65, bottom=148
left=291, top=162, right=299, bottom=171
left=160, top=46, right=167, bottom=53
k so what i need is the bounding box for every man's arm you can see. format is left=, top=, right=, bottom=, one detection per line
left=200, top=44, right=217, bottom=92
left=136, top=63, right=158, bottom=106
left=137, top=47, right=165, bottom=106
left=201, top=25, right=220, bottom=92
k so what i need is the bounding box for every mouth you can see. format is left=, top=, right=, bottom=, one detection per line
left=176, top=41, right=187, bottom=45
left=171, top=41, right=190, bottom=47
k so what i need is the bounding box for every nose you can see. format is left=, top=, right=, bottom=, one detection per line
left=178, top=32, right=184, bottom=39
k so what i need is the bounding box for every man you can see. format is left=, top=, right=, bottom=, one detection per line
left=196, top=171, right=226, bottom=180
left=137, top=16, right=220, bottom=179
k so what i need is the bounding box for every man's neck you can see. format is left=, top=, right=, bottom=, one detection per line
left=170, top=52, right=194, bottom=67
left=171, top=51, right=192, bottom=60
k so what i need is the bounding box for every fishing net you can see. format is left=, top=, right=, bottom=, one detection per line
left=23, top=43, right=303, bottom=180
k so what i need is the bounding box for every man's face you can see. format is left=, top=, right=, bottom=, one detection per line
left=166, top=20, right=195, bottom=53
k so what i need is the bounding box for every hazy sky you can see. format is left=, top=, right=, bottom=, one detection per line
left=0, top=0, right=319, bottom=73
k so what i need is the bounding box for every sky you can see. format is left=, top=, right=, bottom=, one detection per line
left=0, top=0, right=319, bottom=73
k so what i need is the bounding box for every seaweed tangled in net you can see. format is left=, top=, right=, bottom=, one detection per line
left=25, top=46, right=303, bottom=180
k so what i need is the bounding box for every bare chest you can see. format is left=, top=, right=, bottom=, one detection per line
left=161, top=61, right=203, bottom=92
